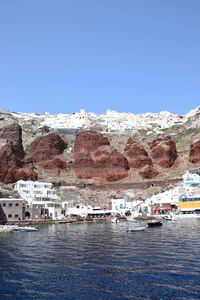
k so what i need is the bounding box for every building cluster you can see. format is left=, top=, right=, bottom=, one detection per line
left=0, top=179, right=144, bottom=222
left=144, top=171, right=200, bottom=215
left=0, top=180, right=72, bottom=222
left=39, top=109, right=185, bottom=133
left=1, top=171, right=200, bottom=223
left=11, top=107, right=200, bottom=133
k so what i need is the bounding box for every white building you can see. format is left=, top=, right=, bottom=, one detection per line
left=24, top=200, right=63, bottom=220
left=111, top=197, right=144, bottom=215
left=15, top=180, right=57, bottom=204
left=144, top=171, right=200, bottom=214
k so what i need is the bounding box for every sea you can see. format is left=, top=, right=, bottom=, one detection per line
left=0, top=219, right=200, bottom=300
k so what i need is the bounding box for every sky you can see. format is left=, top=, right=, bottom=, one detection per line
left=0, top=0, right=200, bottom=115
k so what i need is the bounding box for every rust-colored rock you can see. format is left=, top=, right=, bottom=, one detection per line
left=189, top=139, right=200, bottom=164
left=29, top=133, right=67, bottom=163
left=0, top=123, right=37, bottom=183
left=124, top=138, right=152, bottom=168
left=0, top=123, right=25, bottom=158
left=38, top=157, right=69, bottom=176
left=27, top=133, right=68, bottom=175
left=148, top=136, right=178, bottom=168
left=73, top=140, right=129, bottom=182
left=73, top=130, right=110, bottom=156
left=138, top=165, right=159, bottom=179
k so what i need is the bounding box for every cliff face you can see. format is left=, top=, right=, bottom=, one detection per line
left=189, top=139, right=200, bottom=164
left=72, top=131, right=129, bottom=182
left=26, top=133, right=68, bottom=176
left=0, top=120, right=199, bottom=185
left=0, top=123, right=37, bottom=183
left=124, top=138, right=152, bottom=168
left=148, top=136, right=178, bottom=168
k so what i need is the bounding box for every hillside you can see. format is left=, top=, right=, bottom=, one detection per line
left=0, top=107, right=200, bottom=207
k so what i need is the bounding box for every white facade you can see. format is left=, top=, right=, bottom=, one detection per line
left=29, top=201, right=63, bottom=220
left=10, top=106, right=200, bottom=134
left=144, top=171, right=200, bottom=214
left=66, top=204, right=93, bottom=217
left=15, top=180, right=57, bottom=204
left=111, top=197, right=144, bottom=215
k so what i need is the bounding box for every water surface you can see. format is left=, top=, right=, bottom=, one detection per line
left=1, top=220, right=200, bottom=299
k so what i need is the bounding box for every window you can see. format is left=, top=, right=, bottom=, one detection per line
left=2, top=203, right=6, bottom=207
left=9, top=203, right=12, bottom=207
left=15, top=214, right=19, bottom=218
left=8, top=214, right=12, bottom=218
left=15, top=203, right=19, bottom=207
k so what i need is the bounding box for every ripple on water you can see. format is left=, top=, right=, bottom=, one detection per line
left=1, top=221, right=200, bottom=299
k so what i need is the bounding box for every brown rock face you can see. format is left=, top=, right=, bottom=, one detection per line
left=29, top=133, right=67, bottom=162
left=73, top=131, right=129, bottom=182
left=148, top=136, right=178, bottom=168
left=73, top=130, right=110, bottom=156
left=124, top=138, right=152, bottom=168
left=0, top=123, right=37, bottom=183
left=189, top=139, right=200, bottom=164
left=138, top=165, right=159, bottom=179
left=28, top=133, right=68, bottom=174
left=0, top=123, right=25, bottom=158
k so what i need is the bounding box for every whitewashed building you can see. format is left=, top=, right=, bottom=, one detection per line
left=111, top=197, right=144, bottom=215
left=15, top=180, right=57, bottom=204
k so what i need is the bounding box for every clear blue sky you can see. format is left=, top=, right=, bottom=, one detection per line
left=0, top=0, right=199, bottom=115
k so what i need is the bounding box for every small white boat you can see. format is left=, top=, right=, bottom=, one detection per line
left=13, top=226, right=39, bottom=232
left=0, top=225, right=13, bottom=233
left=127, top=226, right=146, bottom=232
left=164, top=215, right=178, bottom=221
left=111, top=218, right=119, bottom=223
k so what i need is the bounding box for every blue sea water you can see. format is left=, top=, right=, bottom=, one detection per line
left=0, top=220, right=200, bottom=300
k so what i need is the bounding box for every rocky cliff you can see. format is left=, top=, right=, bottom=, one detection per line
left=0, top=108, right=200, bottom=205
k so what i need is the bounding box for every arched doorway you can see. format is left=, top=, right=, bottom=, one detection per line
left=25, top=211, right=31, bottom=218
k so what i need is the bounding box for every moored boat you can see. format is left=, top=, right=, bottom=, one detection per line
left=127, top=226, right=146, bottom=232
left=111, top=217, right=119, bottom=223
left=147, top=220, right=162, bottom=227
left=0, top=225, right=13, bottom=233
left=12, top=226, right=39, bottom=232
left=164, top=214, right=178, bottom=221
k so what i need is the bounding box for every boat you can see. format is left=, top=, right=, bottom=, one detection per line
left=147, top=220, right=162, bottom=227
left=0, top=225, right=13, bottom=233
left=127, top=226, right=146, bottom=232
left=111, top=217, right=119, bottom=223
left=12, top=226, right=39, bottom=232
left=164, top=214, right=178, bottom=221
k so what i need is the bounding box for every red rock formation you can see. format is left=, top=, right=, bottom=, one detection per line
left=189, top=139, right=200, bottom=164
left=0, top=123, right=25, bottom=158
left=73, top=130, right=110, bottom=156
left=73, top=131, right=129, bottom=182
left=27, top=133, right=68, bottom=174
left=124, top=138, right=152, bottom=168
left=138, top=165, right=159, bottom=179
left=29, top=133, right=67, bottom=162
left=0, top=123, right=37, bottom=183
left=148, top=136, right=178, bottom=168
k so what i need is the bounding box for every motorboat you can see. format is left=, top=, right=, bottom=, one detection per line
left=0, top=225, right=13, bottom=233
left=111, top=217, right=119, bottom=223
left=147, top=220, right=162, bottom=227
left=127, top=226, right=146, bottom=232
left=12, top=226, right=39, bottom=232
left=164, top=214, right=178, bottom=221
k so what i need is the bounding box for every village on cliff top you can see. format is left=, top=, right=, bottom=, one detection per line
left=0, top=107, right=200, bottom=224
